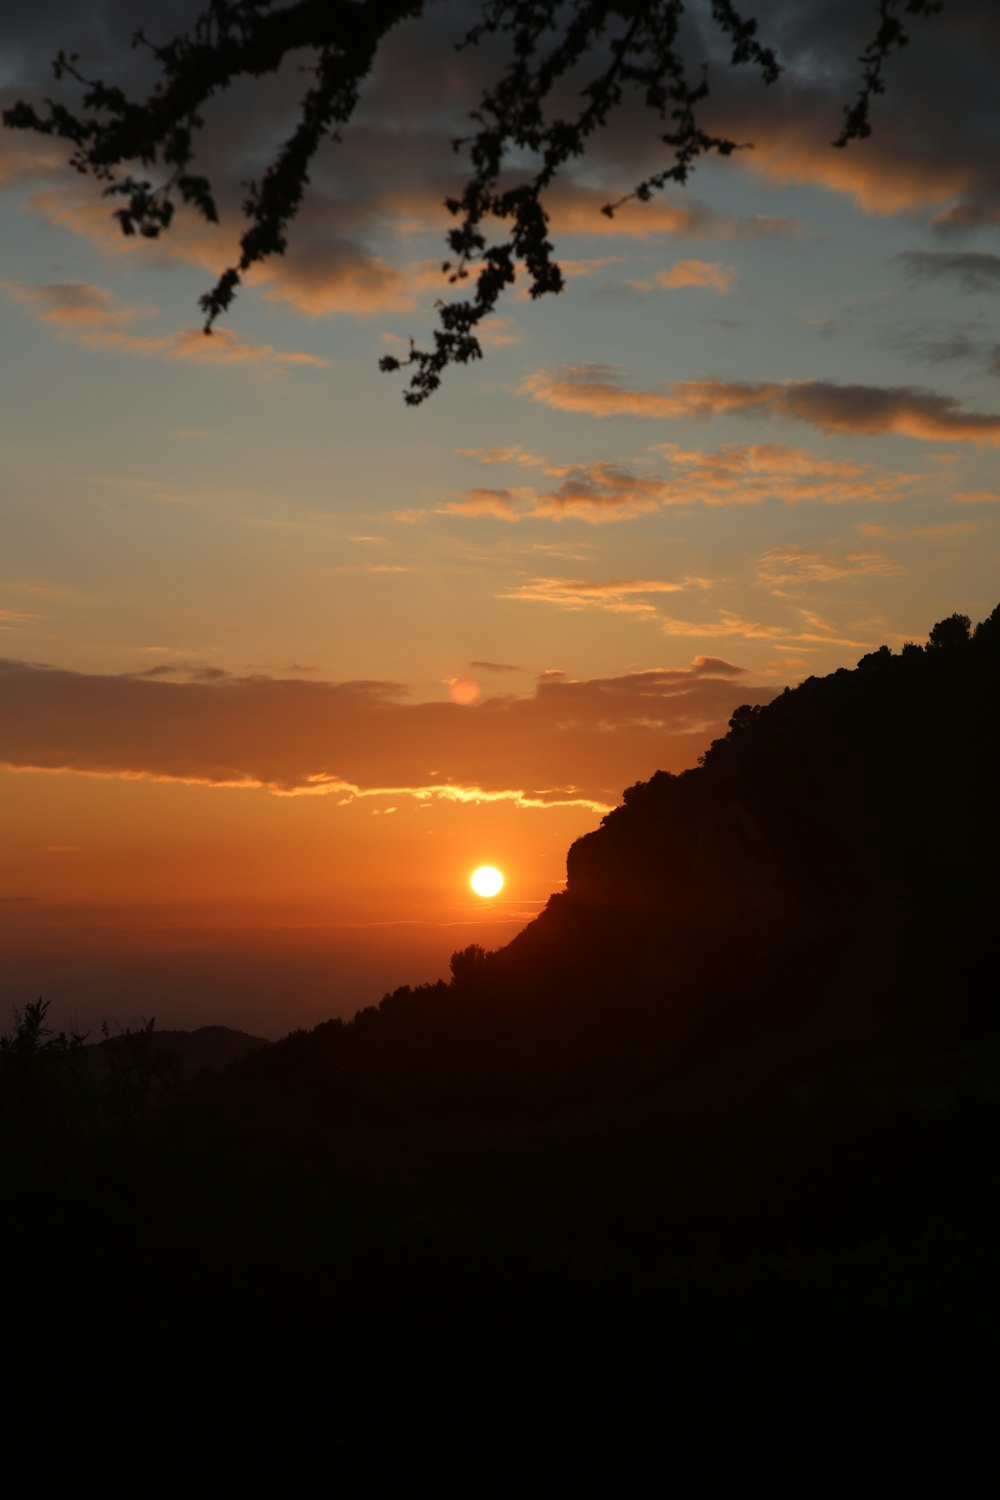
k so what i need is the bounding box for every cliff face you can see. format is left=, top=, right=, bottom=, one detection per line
left=493, top=610, right=1000, bottom=1064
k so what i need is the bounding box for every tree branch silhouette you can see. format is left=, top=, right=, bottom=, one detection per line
left=4, top=0, right=939, bottom=402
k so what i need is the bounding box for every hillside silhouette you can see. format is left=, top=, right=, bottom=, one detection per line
left=4, top=605, right=999, bottom=1477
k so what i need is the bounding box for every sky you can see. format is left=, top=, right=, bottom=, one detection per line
left=2, top=0, right=999, bottom=1036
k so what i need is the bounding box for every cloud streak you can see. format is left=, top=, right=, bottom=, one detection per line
left=0, top=657, right=777, bottom=807
left=522, top=367, right=1000, bottom=445
left=2, top=279, right=327, bottom=369
left=755, top=547, right=901, bottom=585
left=501, top=577, right=711, bottom=617
left=631, top=260, right=736, bottom=294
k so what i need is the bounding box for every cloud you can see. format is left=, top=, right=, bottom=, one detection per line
left=856, top=520, right=981, bottom=538
left=477, top=315, right=521, bottom=347
left=693, top=3, right=1000, bottom=229
left=0, top=135, right=64, bottom=188
left=897, top=251, right=1000, bottom=294
left=260, top=235, right=413, bottom=315
left=0, top=657, right=778, bottom=806
left=650, top=442, right=915, bottom=505
left=469, top=661, right=521, bottom=673
left=444, top=464, right=669, bottom=523
left=0, top=608, right=38, bottom=629
left=933, top=202, right=1000, bottom=234
left=734, top=114, right=981, bottom=219
left=457, top=445, right=549, bottom=468
left=132, top=663, right=235, bottom=684
left=520, top=365, right=681, bottom=419
left=447, top=488, right=528, bottom=521
left=543, top=183, right=799, bottom=242
left=5, top=0, right=992, bottom=329
left=633, top=260, right=736, bottom=294
left=452, top=438, right=914, bottom=518
left=24, top=174, right=624, bottom=333
left=755, top=547, right=900, bottom=585
left=25, top=187, right=439, bottom=319
left=160, top=328, right=327, bottom=368
left=692, top=656, right=746, bottom=678
left=500, top=577, right=710, bottom=617
left=387, top=178, right=799, bottom=246
left=657, top=611, right=876, bottom=650
left=522, top=366, right=1000, bottom=444
left=1, top=279, right=327, bottom=369
left=1, top=279, right=131, bottom=328
left=2, top=273, right=136, bottom=340
left=500, top=578, right=882, bottom=647
left=554, top=256, right=626, bottom=278
left=26, top=187, right=231, bottom=273
left=522, top=466, right=669, bottom=521
left=886, top=320, right=989, bottom=368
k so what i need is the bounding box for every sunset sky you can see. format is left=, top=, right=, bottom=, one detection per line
left=2, top=0, right=998, bottom=1035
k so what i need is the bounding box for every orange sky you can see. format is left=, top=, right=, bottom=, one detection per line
left=0, top=763, right=606, bottom=1032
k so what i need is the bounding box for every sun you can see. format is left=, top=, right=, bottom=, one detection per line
left=470, top=865, right=504, bottom=898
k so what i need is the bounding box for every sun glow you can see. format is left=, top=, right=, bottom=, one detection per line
left=470, top=865, right=504, bottom=898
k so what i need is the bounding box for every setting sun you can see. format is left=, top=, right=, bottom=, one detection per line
left=470, top=865, right=504, bottom=898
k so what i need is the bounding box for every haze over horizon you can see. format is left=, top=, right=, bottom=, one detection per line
left=2, top=0, right=999, bottom=1036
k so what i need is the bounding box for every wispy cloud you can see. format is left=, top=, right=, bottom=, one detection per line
left=650, top=443, right=915, bottom=506
left=457, top=445, right=549, bottom=468
left=501, top=577, right=710, bottom=617
left=886, top=319, right=992, bottom=369
left=897, top=250, right=1000, bottom=293
left=756, top=547, right=901, bottom=585
left=2, top=279, right=327, bottom=369
left=656, top=611, right=876, bottom=650
left=544, top=183, right=799, bottom=242
left=0, top=608, right=38, bottom=629
left=857, top=520, right=982, bottom=538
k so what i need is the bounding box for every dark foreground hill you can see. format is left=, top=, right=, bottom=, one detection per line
left=3, top=607, right=999, bottom=1477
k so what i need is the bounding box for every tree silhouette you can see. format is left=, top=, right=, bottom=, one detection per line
left=450, top=943, right=489, bottom=986
left=4, top=0, right=939, bottom=402
left=927, top=613, right=972, bottom=652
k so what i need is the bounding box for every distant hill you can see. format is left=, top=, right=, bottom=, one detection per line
left=90, top=1023, right=268, bottom=1078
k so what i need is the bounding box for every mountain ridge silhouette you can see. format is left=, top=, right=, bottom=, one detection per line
left=4, top=605, right=999, bottom=1474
